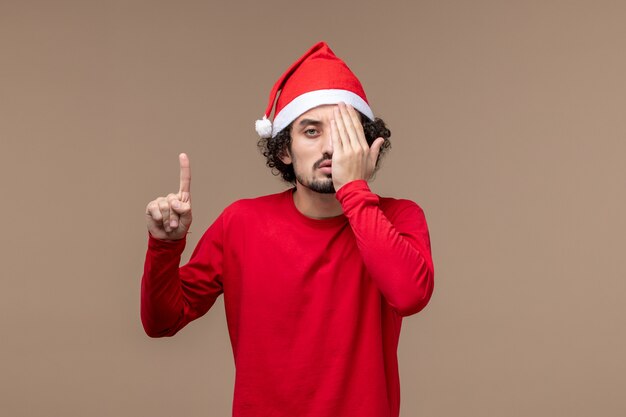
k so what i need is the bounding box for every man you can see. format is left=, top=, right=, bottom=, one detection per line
left=142, top=41, right=434, bottom=417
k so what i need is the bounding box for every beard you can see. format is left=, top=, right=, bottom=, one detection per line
left=295, top=173, right=336, bottom=194
left=293, top=155, right=336, bottom=194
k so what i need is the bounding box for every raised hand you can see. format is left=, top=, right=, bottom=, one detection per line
left=330, top=102, right=385, bottom=192
left=145, top=153, right=193, bottom=240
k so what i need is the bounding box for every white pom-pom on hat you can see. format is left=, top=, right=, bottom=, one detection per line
left=255, top=116, right=272, bottom=138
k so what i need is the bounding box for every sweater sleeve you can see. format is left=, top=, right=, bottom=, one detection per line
left=336, top=180, right=434, bottom=317
left=140, top=213, right=225, bottom=337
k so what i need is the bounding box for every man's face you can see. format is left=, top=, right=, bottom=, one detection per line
left=281, top=104, right=337, bottom=194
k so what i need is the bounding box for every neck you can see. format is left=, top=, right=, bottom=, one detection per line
left=292, top=182, right=343, bottom=219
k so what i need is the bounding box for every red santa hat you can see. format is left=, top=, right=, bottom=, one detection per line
left=255, top=41, right=375, bottom=138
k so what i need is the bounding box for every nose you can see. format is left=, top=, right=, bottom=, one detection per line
left=321, top=128, right=333, bottom=157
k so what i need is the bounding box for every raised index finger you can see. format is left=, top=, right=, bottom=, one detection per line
left=178, top=153, right=191, bottom=202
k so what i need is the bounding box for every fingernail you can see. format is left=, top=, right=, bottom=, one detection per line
left=171, top=219, right=178, bottom=228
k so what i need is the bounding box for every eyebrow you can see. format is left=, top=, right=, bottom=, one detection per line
left=297, top=118, right=323, bottom=127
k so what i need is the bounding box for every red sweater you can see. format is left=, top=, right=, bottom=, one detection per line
left=141, top=180, right=434, bottom=417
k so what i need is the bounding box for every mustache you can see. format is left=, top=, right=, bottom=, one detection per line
left=313, top=155, right=332, bottom=169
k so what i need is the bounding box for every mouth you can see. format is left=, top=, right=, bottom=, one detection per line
left=318, top=165, right=332, bottom=176
left=317, top=160, right=332, bottom=169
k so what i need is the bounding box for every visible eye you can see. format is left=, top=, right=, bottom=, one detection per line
left=304, top=128, right=319, bottom=137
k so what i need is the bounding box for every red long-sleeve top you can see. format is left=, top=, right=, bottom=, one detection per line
left=141, top=180, right=434, bottom=417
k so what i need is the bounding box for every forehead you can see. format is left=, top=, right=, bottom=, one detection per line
left=293, top=104, right=337, bottom=124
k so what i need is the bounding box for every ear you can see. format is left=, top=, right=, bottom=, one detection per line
left=279, top=148, right=292, bottom=165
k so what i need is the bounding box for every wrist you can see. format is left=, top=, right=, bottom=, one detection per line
left=334, top=175, right=367, bottom=193
left=335, top=179, right=369, bottom=197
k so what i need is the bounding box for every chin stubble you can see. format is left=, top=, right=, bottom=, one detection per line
left=296, top=173, right=335, bottom=194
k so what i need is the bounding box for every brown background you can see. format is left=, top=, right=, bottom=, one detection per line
left=1, top=0, right=625, bottom=416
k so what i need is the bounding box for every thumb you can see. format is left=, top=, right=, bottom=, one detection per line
left=171, top=200, right=191, bottom=216
left=369, top=137, right=385, bottom=167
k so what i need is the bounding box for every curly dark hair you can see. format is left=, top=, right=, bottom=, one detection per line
left=257, top=111, right=391, bottom=183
